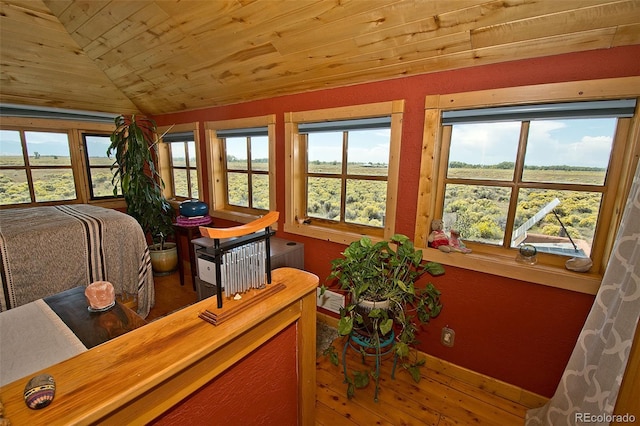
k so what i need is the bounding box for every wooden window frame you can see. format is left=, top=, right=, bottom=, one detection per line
left=204, top=115, right=276, bottom=224
left=158, top=122, right=201, bottom=202
left=284, top=101, right=403, bottom=245
left=0, top=117, right=123, bottom=209
left=415, top=77, right=640, bottom=294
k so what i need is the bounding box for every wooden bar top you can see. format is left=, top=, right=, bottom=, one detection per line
left=0, top=268, right=319, bottom=425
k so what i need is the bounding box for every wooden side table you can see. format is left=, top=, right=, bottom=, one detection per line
left=43, top=286, right=147, bottom=349
left=173, top=216, right=213, bottom=290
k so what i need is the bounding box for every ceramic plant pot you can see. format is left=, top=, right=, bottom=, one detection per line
left=149, top=242, right=178, bottom=275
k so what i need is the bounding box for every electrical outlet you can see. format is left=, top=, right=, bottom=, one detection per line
left=441, top=326, right=455, bottom=347
left=316, top=288, right=345, bottom=314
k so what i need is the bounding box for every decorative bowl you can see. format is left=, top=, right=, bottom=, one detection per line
left=179, top=200, right=209, bottom=217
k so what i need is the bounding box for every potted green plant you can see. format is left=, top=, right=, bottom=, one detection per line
left=321, top=234, right=444, bottom=401
left=109, top=114, right=177, bottom=274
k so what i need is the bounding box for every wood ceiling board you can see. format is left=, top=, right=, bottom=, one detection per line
left=612, top=22, right=640, bottom=45
left=1, top=1, right=137, bottom=114
left=2, top=0, right=639, bottom=115
left=188, top=1, right=343, bottom=58
left=154, top=0, right=244, bottom=34
left=270, top=1, right=433, bottom=55
left=470, top=1, right=640, bottom=49
left=68, top=1, right=148, bottom=48
left=0, top=0, right=68, bottom=33
left=43, top=0, right=109, bottom=34
left=81, top=3, right=172, bottom=61
left=207, top=31, right=471, bottom=96
left=216, top=28, right=618, bottom=107
left=268, top=0, right=489, bottom=56
left=93, top=21, right=189, bottom=76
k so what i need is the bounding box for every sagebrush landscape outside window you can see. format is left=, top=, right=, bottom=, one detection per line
left=167, top=139, right=199, bottom=200
left=83, top=133, right=120, bottom=199
left=0, top=129, right=77, bottom=205
left=223, top=135, right=269, bottom=210
left=303, top=127, right=389, bottom=228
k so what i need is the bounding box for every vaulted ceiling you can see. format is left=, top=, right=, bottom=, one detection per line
left=1, top=0, right=639, bottom=116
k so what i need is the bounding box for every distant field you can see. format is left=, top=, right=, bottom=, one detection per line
left=1, top=157, right=602, bottom=251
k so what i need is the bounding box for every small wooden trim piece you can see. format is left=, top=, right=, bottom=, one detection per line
left=199, top=211, right=279, bottom=238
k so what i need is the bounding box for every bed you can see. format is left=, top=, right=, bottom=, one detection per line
left=0, top=204, right=154, bottom=318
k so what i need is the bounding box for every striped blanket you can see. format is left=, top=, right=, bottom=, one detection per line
left=0, top=205, right=154, bottom=318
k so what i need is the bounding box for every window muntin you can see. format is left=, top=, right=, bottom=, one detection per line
left=223, top=134, right=269, bottom=211
left=441, top=115, right=618, bottom=259
left=83, top=134, right=120, bottom=199
left=303, top=126, right=390, bottom=229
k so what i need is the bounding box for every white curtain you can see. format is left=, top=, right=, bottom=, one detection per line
left=526, top=161, right=640, bottom=426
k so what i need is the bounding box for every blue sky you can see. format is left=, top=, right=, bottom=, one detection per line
left=449, top=118, right=616, bottom=169
left=308, top=129, right=391, bottom=164
left=1, top=118, right=616, bottom=168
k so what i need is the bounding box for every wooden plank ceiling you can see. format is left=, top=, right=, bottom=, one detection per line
left=1, top=0, right=639, bottom=116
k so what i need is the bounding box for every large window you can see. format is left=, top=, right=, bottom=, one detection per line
left=205, top=115, right=276, bottom=223
left=303, top=119, right=390, bottom=228
left=416, top=78, right=640, bottom=292
left=440, top=102, right=635, bottom=260
left=0, top=117, right=120, bottom=208
left=285, top=101, right=404, bottom=243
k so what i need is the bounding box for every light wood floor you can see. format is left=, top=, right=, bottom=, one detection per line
left=150, top=269, right=544, bottom=425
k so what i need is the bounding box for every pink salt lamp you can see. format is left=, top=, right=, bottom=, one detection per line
left=85, top=281, right=115, bottom=311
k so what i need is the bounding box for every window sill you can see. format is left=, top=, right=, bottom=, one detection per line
left=89, top=199, right=127, bottom=210
left=283, top=222, right=380, bottom=246
left=421, top=248, right=601, bottom=295
left=285, top=221, right=600, bottom=295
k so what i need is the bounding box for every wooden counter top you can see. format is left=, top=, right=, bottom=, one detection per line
left=0, top=267, right=319, bottom=425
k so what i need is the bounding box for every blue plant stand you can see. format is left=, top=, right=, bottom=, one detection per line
left=342, top=328, right=398, bottom=401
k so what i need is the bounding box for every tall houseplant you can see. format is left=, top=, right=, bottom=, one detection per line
left=109, top=114, right=177, bottom=273
left=322, top=234, right=445, bottom=401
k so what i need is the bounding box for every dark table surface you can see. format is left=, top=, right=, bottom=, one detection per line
left=43, top=286, right=147, bottom=349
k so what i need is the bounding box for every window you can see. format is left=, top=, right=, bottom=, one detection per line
left=0, top=117, right=120, bottom=208
left=83, top=133, right=120, bottom=199
left=416, top=78, right=640, bottom=292
left=285, top=101, right=404, bottom=243
left=222, top=130, right=269, bottom=210
left=303, top=119, right=390, bottom=228
left=0, top=128, right=77, bottom=204
left=205, top=115, right=276, bottom=223
left=164, top=132, right=199, bottom=199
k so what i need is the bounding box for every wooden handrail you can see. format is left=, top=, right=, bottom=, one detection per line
left=199, top=211, right=279, bottom=239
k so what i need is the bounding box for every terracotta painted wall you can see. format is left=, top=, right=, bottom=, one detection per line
left=156, top=45, right=640, bottom=397
left=151, top=324, right=298, bottom=425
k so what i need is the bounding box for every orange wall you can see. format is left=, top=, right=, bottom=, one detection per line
left=152, top=324, right=298, bottom=425
left=156, top=45, right=640, bottom=397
